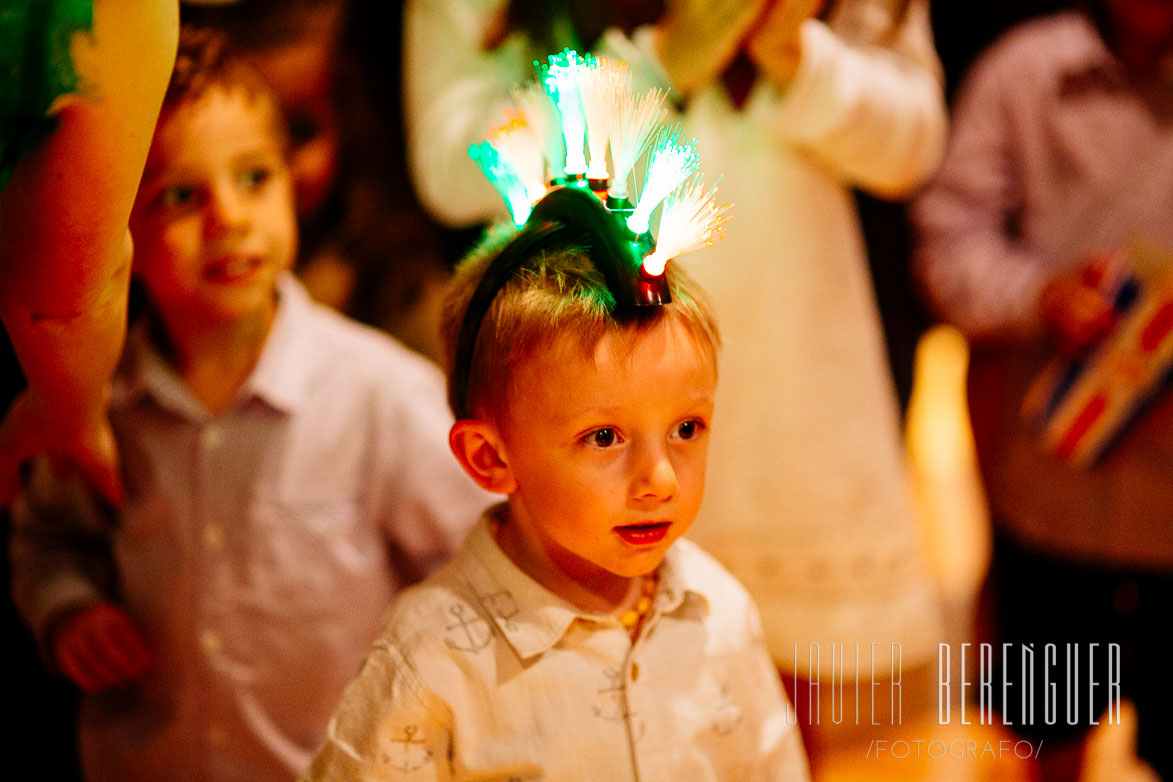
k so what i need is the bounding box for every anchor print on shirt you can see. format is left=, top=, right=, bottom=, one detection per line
left=443, top=603, right=494, bottom=653
left=377, top=725, right=432, bottom=773
left=593, top=667, right=646, bottom=740
left=711, top=681, right=744, bottom=736
left=477, top=588, right=521, bottom=633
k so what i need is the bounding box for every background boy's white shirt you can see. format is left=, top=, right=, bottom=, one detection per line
left=10, top=274, right=493, bottom=782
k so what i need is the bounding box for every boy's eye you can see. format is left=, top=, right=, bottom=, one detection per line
left=675, top=419, right=705, bottom=440
left=237, top=167, right=270, bottom=189
left=159, top=185, right=195, bottom=208
left=288, top=115, right=320, bottom=146
left=584, top=428, right=618, bottom=448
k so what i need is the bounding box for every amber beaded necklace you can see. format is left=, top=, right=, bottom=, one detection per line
left=617, top=570, right=659, bottom=636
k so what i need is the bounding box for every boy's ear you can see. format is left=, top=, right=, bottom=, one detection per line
left=449, top=419, right=517, bottom=494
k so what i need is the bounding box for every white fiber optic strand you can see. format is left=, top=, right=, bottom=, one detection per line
left=489, top=112, right=547, bottom=203
left=513, top=82, right=564, bottom=184
left=642, top=176, right=729, bottom=275
left=626, top=125, right=700, bottom=235
left=579, top=56, right=629, bottom=182
left=608, top=86, right=667, bottom=201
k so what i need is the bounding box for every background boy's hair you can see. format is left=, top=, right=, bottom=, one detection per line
left=441, top=226, right=721, bottom=420
left=181, top=0, right=338, bottom=51
left=163, top=26, right=287, bottom=147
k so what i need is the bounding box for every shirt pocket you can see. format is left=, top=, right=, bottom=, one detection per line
left=244, top=495, right=370, bottom=618
left=236, top=496, right=378, bottom=691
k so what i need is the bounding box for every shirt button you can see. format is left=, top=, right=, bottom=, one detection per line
left=203, top=524, right=224, bottom=550
left=200, top=425, right=223, bottom=449
left=630, top=663, right=640, bottom=681
left=200, top=630, right=221, bottom=655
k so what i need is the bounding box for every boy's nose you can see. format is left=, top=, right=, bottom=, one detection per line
left=206, top=184, right=249, bottom=236
left=632, top=447, right=678, bottom=504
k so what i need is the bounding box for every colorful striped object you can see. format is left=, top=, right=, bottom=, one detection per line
left=1025, top=244, right=1173, bottom=466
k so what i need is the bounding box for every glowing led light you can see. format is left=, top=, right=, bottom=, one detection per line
left=608, top=87, right=667, bottom=201
left=540, top=50, right=588, bottom=177
left=626, top=125, right=700, bottom=235
left=489, top=111, right=546, bottom=204
left=641, top=175, right=729, bottom=276
left=514, top=82, right=564, bottom=183
left=579, top=56, right=629, bottom=181
left=468, top=141, right=532, bottom=226
left=467, top=48, right=728, bottom=311
left=641, top=255, right=668, bottom=277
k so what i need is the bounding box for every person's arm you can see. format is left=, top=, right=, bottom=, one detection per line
left=751, top=0, right=948, bottom=197
left=0, top=0, right=178, bottom=505
left=402, top=0, right=521, bottom=228
left=910, top=40, right=1055, bottom=342
left=646, top=0, right=772, bottom=94
left=9, top=459, right=150, bottom=691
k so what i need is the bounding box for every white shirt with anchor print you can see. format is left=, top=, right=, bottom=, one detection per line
left=301, top=505, right=810, bottom=781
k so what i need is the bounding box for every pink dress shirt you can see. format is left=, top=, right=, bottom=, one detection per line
left=11, top=274, right=492, bottom=782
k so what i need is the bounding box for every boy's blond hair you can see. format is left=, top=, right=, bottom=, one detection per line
left=441, top=226, right=721, bottom=421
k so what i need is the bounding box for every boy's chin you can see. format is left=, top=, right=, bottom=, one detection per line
left=607, top=549, right=672, bottom=579
left=196, top=282, right=280, bottom=321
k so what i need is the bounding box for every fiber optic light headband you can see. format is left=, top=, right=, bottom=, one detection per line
left=454, top=49, right=728, bottom=418
left=451, top=186, right=665, bottom=419
left=468, top=48, right=728, bottom=276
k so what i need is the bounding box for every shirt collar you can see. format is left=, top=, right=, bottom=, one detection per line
left=242, top=273, right=316, bottom=413
left=111, top=273, right=315, bottom=419
left=460, top=505, right=710, bottom=661
left=1061, top=14, right=1126, bottom=84
left=1060, top=13, right=1173, bottom=91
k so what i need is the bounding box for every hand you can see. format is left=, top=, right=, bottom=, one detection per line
left=53, top=602, right=152, bottom=693
left=653, top=0, right=774, bottom=93
left=747, top=0, right=825, bottom=86
left=0, top=388, right=123, bottom=508
left=1039, top=262, right=1117, bottom=357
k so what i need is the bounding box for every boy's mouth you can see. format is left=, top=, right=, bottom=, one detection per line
left=613, top=522, right=671, bottom=546
left=205, top=254, right=262, bottom=283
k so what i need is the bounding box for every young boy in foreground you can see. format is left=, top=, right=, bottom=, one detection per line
left=303, top=209, right=811, bottom=780
left=9, top=29, right=488, bottom=782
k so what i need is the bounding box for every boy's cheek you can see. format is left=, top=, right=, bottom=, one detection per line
left=127, top=229, right=165, bottom=273
left=278, top=211, right=299, bottom=269
left=126, top=232, right=152, bottom=278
